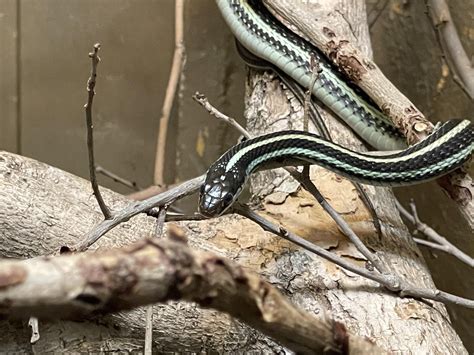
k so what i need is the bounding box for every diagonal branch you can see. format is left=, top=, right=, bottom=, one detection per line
left=72, top=174, right=204, bottom=252
left=234, top=204, right=474, bottom=308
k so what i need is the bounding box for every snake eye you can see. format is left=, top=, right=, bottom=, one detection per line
left=223, top=193, right=234, bottom=205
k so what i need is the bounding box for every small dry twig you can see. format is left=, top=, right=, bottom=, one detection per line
left=193, top=92, right=250, bottom=139
left=396, top=200, right=473, bottom=268
left=154, top=0, right=186, bottom=186
left=302, top=54, right=321, bottom=179
left=303, top=54, right=321, bottom=132
left=85, top=43, right=112, bottom=219
left=144, top=205, right=168, bottom=355
left=96, top=165, right=141, bottom=191
left=84, top=43, right=112, bottom=219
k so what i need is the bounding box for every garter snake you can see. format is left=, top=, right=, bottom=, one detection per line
left=198, top=0, right=474, bottom=217
left=215, top=0, right=407, bottom=151
left=199, top=119, right=473, bottom=216
left=235, top=39, right=383, bottom=235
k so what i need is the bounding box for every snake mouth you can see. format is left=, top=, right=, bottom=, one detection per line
left=198, top=194, right=226, bottom=218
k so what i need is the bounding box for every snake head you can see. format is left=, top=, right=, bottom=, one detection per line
left=198, top=162, right=245, bottom=218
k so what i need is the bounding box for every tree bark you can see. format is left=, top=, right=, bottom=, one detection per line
left=0, top=231, right=383, bottom=354
left=0, top=0, right=468, bottom=353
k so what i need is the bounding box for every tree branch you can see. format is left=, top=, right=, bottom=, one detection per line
left=396, top=200, right=473, bottom=268
left=234, top=204, right=474, bottom=308
left=0, top=230, right=383, bottom=354
left=72, top=175, right=204, bottom=252
left=153, top=0, right=186, bottom=186
left=426, top=0, right=474, bottom=99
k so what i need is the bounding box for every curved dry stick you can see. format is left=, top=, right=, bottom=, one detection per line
left=154, top=0, right=186, bottom=186
left=85, top=43, right=111, bottom=220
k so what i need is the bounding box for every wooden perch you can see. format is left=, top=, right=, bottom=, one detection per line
left=0, top=228, right=382, bottom=354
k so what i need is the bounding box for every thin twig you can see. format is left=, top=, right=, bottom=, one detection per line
left=233, top=204, right=474, bottom=308
left=302, top=55, right=320, bottom=178
left=144, top=206, right=168, bottom=355
left=396, top=200, right=473, bottom=267
left=73, top=175, right=204, bottom=252
left=426, top=0, right=474, bottom=99
left=193, top=92, right=251, bottom=139
left=154, top=0, right=186, bottom=186
left=96, top=165, right=141, bottom=191
left=85, top=43, right=111, bottom=219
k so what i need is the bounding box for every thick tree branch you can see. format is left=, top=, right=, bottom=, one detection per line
left=0, top=231, right=383, bottom=354
left=263, top=0, right=432, bottom=143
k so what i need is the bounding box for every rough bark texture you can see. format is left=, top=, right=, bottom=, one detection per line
left=0, top=1, right=468, bottom=354
left=0, top=152, right=287, bottom=353
left=0, top=232, right=383, bottom=354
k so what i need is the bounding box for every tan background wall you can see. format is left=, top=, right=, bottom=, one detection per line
left=0, top=0, right=245, bottom=193
left=0, top=0, right=472, bottom=351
